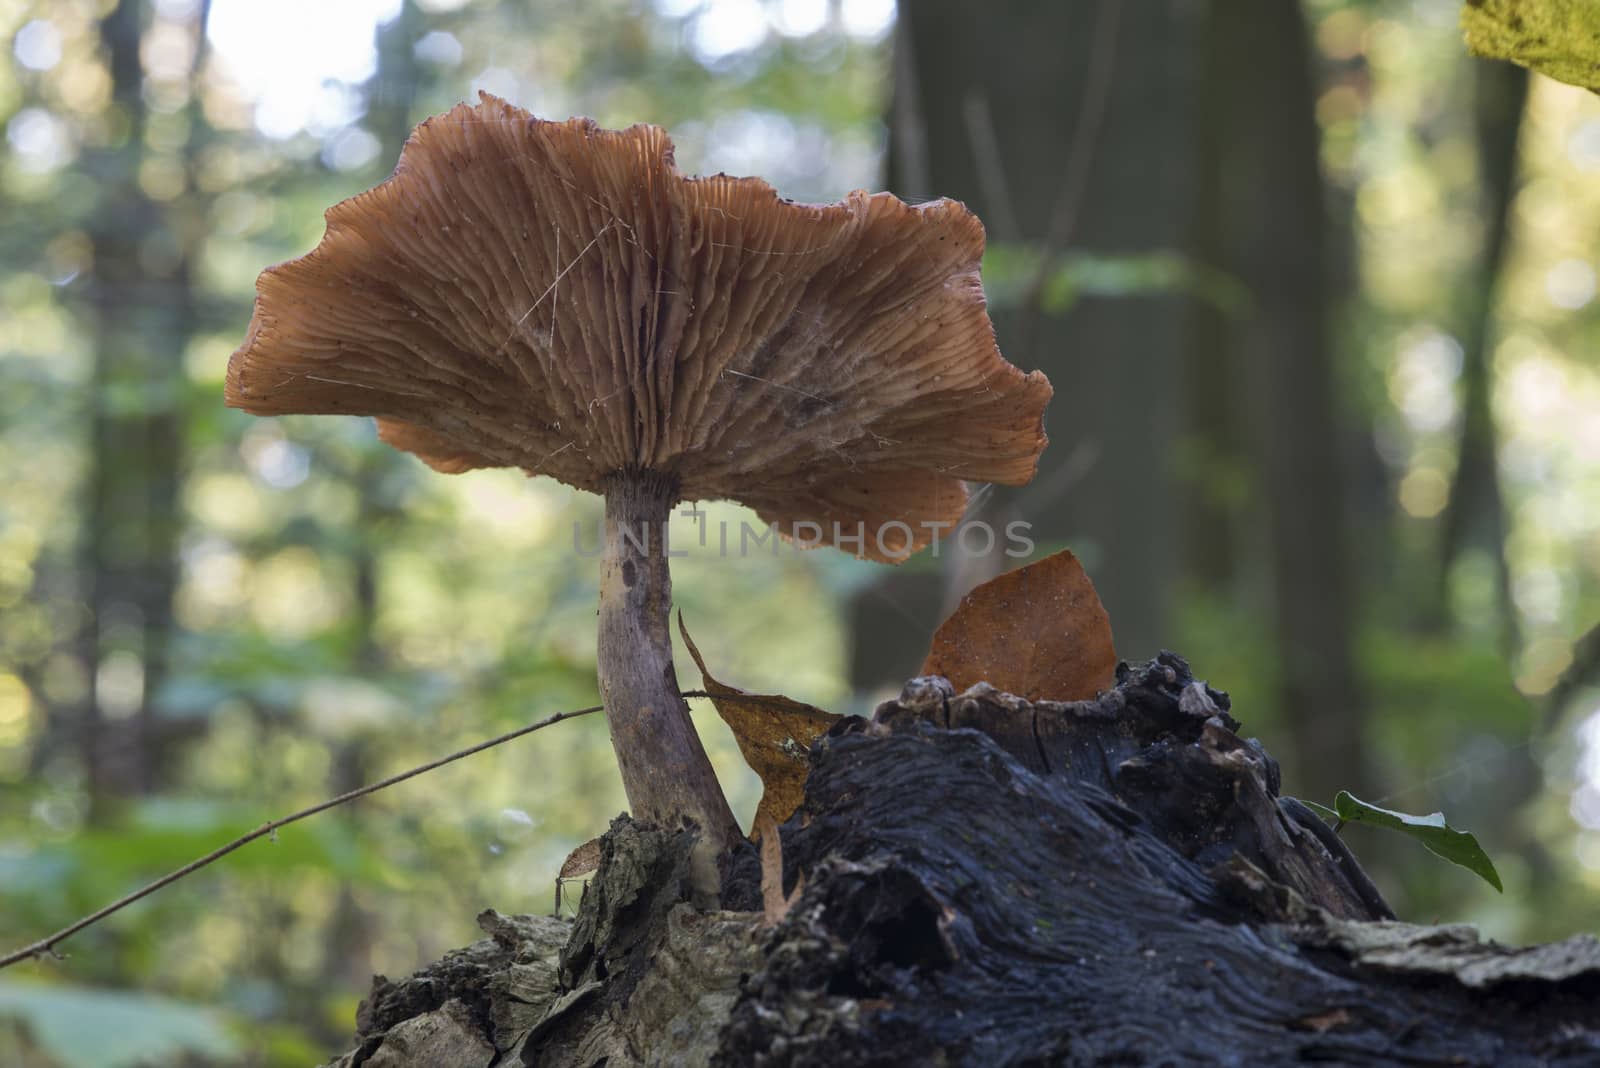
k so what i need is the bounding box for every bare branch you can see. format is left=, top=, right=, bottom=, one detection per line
left=1, top=689, right=793, bottom=970
left=1015, top=0, right=1123, bottom=362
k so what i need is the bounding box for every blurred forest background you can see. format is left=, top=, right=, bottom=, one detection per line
left=1, top=0, right=1598, bottom=1063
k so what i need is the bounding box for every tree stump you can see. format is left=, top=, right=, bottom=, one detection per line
left=320, top=654, right=1600, bottom=1067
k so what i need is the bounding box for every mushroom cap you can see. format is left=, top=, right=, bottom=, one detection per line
left=227, top=94, right=1052, bottom=561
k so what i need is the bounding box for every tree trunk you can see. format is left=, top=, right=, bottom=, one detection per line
left=315, top=655, right=1600, bottom=1067
left=1431, top=59, right=1527, bottom=649
left=852, top=0, right=1203, bottom=690
left=1200, top=0, right=1366, bottom=803
left=76, top=0, right=207, bottom=805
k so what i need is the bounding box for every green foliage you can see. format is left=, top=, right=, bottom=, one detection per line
left=982, top=246, right=1249, bottom=315
left=1333, top=791, right=1505, bottom=892
left=19, top=798, right=390, bottom=887
left=0, top=981, right=238, bottom=1068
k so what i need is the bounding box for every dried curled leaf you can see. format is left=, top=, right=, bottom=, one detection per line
left=559, top=838, right=602, bottom=880
left=923, top=549, right=1116, bottom=702
left=553, top=837, right=602, bottom=915
left=678, top=614, right=838, bottom=838
left=1462, top=0, right=1600, bottom=91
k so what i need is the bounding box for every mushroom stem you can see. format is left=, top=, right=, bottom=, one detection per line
left=597, top=469, right=740, bottom=849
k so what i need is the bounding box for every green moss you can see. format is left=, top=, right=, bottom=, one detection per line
left=1462, top=0, right=1600, bottom=90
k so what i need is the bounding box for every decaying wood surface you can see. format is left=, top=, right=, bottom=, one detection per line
left=320, top=655, right=1600, bottom=1067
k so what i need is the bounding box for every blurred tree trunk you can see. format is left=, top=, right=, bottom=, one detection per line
left=77, top=0, right=210, bottom=807
left=853, top=0, right=1202, bottom=690
left=1181, top=28, right=1246, bottom=596
left=1433, top=58, right=1555, bottom=915
left=1198, top=0, right=1365, bottom=801
left=78, top=0, right=185, bottom=799
left=79, top=0, right=143, bottom=812
left=1432, top=60, right=1527, bottom=650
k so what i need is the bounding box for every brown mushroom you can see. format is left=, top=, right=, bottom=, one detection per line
left=226, top=94, right=1052, bottom=849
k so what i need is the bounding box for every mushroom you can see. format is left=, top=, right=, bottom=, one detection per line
left=226, top=94, right=1052, bottom=850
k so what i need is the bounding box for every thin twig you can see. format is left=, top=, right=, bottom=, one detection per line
left=547, top=225, right=560, bottom=350
left=0, top=688, right=769, bottom=970
left=503, top=220, right=611, bottom=343
left=720, top=368, right=827, bottom=402
left=961, top=90, right=1020, bottom=244
left=1015, top=0, right=1123, bottom=363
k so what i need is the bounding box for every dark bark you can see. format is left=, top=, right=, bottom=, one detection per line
left=596, top=470, right=739, bottom=849
left=318, top=656, right=1600, bottom=1067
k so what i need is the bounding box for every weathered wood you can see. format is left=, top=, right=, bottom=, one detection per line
left=321, top=655, right=1600, bottom=1067
left=318, top=912, right=569, bottom=1068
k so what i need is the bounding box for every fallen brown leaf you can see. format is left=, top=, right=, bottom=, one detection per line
left=922, top=549, right=1116, bottom=702
left=678, top=614, right=839, bottom=839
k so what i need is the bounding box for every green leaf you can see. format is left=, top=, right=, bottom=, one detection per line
left=0, top=981, right=238, bottom=1068
left=1333, top=791, right=1503, bottom=892
left=1294, top=798, right=1340, bottom=823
